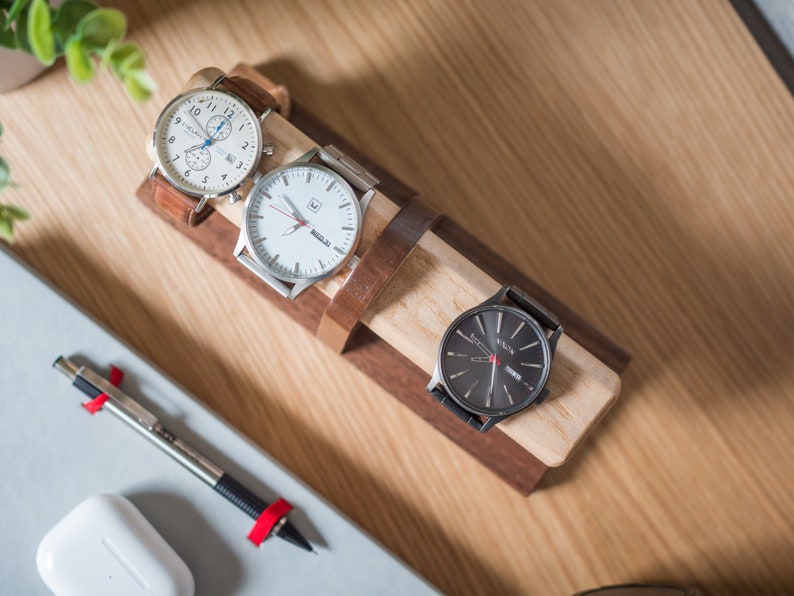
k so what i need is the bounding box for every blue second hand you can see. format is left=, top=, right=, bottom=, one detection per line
left=204, top=119, right=228, bottom=147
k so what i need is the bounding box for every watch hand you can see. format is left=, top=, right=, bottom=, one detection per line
left=183, top=108, right=209, bottom=143
left=471, top=335, right=492, bottom=357
left=488, top=355, right=498, bottom=403
left=269, top=205, right=307, bottom=227
left=282, top=222, right=303, bottom=236
left=208, top=117, right=229, bottom=142
left=277, top=194, right=308, bottom=223
left=184, top=142, right=207, bottom=153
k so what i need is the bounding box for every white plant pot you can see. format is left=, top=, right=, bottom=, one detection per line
left=0, top=48, right=48, bottom=94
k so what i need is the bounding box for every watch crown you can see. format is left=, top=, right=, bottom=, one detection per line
left=262, top=143, right=275, bottom=156
left=228, top=191, right=242, bottom=205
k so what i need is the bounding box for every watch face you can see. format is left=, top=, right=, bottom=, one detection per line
left=438, top=304, right=551, bottom=416
left=242, top=162, right=362, bottom=282
left=153, top=88, right=262, bottom=197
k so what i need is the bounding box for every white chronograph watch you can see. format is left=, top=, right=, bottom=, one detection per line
left=149, top=75, right=280, bottom=218
left=234, top=145, right=381, bottom=299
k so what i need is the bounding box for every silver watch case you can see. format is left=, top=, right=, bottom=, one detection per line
left=233, top=151, right=364, bottom=300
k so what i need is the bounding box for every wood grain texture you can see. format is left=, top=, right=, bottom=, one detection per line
left=2, top=0, right=794, bottom=594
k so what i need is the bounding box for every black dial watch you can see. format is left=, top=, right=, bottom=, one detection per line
left=426, top=286, right=563, bottom=432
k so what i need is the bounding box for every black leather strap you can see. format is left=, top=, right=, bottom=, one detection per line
left=505, top=286, right=560, bottom=332
left=428, top=387, right=485, bottom=431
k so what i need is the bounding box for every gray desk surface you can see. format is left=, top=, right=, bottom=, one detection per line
left=0, top=246, right=435, bottom=595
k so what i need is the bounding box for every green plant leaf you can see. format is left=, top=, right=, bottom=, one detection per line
left=13, top=7, right=32, bottom=52
left=5, top=0, right=31, bottom=29
left=52, top=0, right=95, bottom=49
left=4, top=204, right=31, bottom=220
left=27, top=0, right=55, bottom=65
left=0, top=215, right=14, bottom=243
left=76, top=7, right=124, bottom=50
left=0, top=157, right=11, bottom=191
left=63, top=34, right=94, bottom=82
left=109, top=41, right=143, bottom=77
left=0, top=25, right=18, bottom=49
left=123, top=68, right=155, bottom=103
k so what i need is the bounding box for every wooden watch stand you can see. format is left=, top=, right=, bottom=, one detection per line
left=135, top=64, right=630, bottom=495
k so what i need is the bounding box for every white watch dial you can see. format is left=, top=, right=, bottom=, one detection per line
left=153, top=88, right=262, bottom=197
left=244, top=163, right=361, bottom=282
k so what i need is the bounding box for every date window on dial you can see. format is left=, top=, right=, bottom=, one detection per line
left=225, top=153, right=236, bottom=164
left=504, top=365, right=523, bottom=383
left=307, top=197, right=323, bottom=213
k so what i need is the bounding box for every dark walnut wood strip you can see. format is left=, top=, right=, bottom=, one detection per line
left=317, top=196, right=443, bottom=353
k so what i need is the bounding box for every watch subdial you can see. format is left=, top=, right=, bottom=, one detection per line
left=206, top=115, right=232, bottom=141
left=184, top=146, right=211, bottom=171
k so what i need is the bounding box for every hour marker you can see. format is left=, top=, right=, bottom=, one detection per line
left=281, top=176, right=289, bottom=186
left=475, top=315, right=486, bottom=335
left=497, top=312, right=503, bottom=334
left=521, top=362, right=543, bottom=368
left=464, top=380, right=480, bottom=398
left=254, top=236, right=267, bottom=244
left=326, top=181, right=335, bottom=191
left=317, top=259, right=323, bottom=269
left=333, top=246, right=346, bottom=255
left=446, top=352, right=467, bottom=357
left=268, top=253, right=279, bottom=264
left=504, top=385, right=515, bottom=405
left=449, top=369, right=469, bottom=380
left=260, top=191, right=272, bottom=200
left=341, top=226, right=355, bottom=231
left=455, top=330, right=473, bottom=343
left=306, top=172, right=312, bottom=183
left=293, top=262, right=299, bottom=274
left=519, top=341, right=539, bottom=351
left=339, top=202, right=351, bottom=209
left=252, top=214, right=264, bottom=219
left=510, top=321, right=525, bottom=339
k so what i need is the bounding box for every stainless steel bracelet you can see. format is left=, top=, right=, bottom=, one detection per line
left=317, top=144, right=381, bottom=194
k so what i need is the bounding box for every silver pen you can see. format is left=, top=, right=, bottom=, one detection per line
left=53, top=355, right=314, bottom=553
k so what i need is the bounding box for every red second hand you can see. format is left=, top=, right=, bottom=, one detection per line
left=269, top=205, right=306, bottom=226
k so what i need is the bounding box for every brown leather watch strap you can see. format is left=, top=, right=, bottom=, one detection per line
left=216, top=75, right=281, bottom=116
left=316, top=196, right=443, bottom=352
left=150, top=171, right=213, bottom=227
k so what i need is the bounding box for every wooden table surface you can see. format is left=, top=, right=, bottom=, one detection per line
left=3, top=1, right=793, bottom=593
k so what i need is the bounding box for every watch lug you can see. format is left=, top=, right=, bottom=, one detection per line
left=485, top=285, right=510, bottom=306
left=426, top=367, right=442, bottom=393
left=228, top=190, right=242, bottom=205
left=479, top=415, right=507, bottom=433
left=535, top=387, right=550, bottom=405
left=359, top=188, right=375, bottom=214
left=346, top=255, right=360, bottom=270
left=258, top=108, right=272, bottom=124
left=233, top=232, right=247, bottom=257
left=148, top=163, right=159, bottom=180
left=287, top=281, right=310, bottom=299
left=195, top=196, right=208, bottom=213
left=296, top=147, right=320, bottom=163
left=548, top=325, right=563, bottom=354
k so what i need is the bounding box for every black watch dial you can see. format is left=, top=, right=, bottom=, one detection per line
left=438, top=304, right=551, bottom=416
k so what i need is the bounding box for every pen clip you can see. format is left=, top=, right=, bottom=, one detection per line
left=78, top=367, right=160, bottom=429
